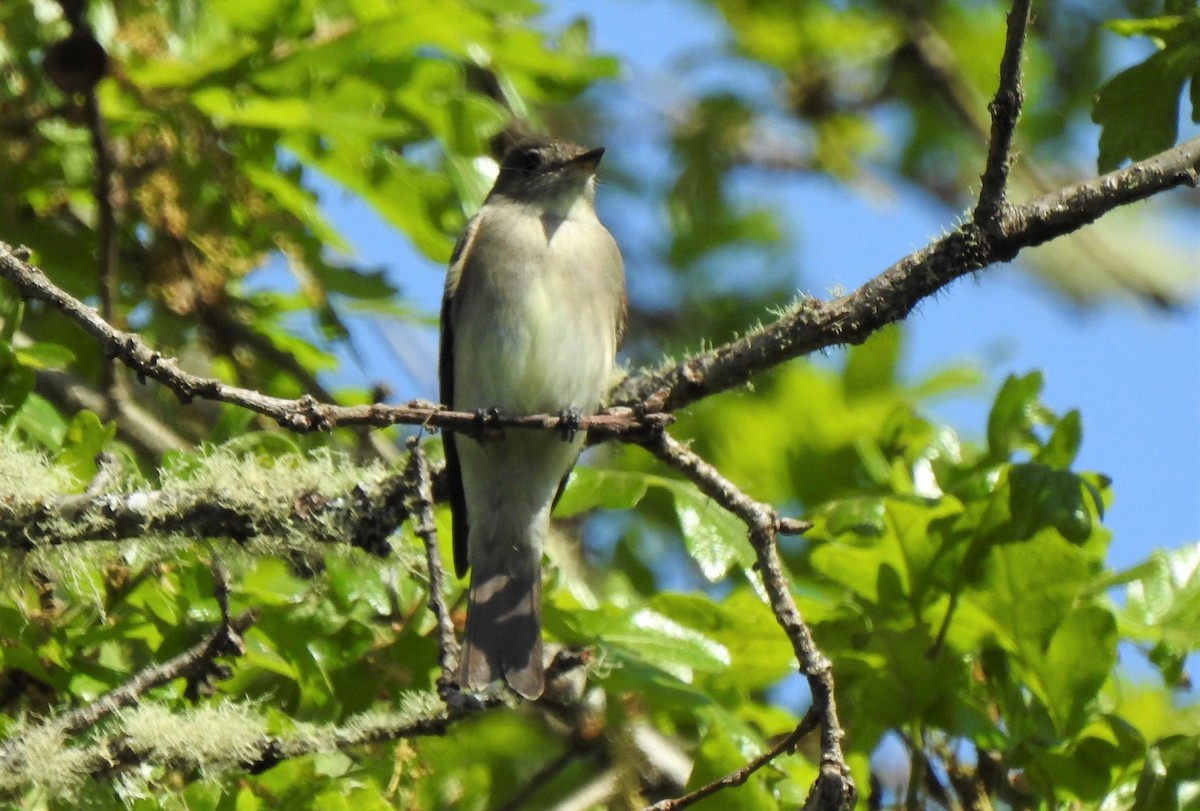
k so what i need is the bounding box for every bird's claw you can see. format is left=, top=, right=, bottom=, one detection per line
left=557, top=408, right=582, bottom=442
left=474, top=407, right=505, bottom=442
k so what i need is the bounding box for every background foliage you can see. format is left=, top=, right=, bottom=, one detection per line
left=0, top=0, right=1198, bottom=808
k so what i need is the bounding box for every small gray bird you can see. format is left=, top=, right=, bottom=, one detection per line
left=439, top=137, right=626, bottom=699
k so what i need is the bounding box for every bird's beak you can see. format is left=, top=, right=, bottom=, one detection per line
left=568, top=147, right=605, bottom=172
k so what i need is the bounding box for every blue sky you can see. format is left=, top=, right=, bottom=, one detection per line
left=313, top=0, right=1199, bottom=573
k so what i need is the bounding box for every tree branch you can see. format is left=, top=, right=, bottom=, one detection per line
left=613, top=134, right=1200, bottom=411
left=404, top=440, right=460, bottom=696
left=5, top=133, right=1197, bottom=440
left=66, top=701, right=455, bottom=787
left=0, top=240, right=673, bottom=440
left=638, top=433, right=851, bottom=810
left=0, top=556, right=257, bottom=777
left=974, top=0, right=1032, bottom=225
left=0, top=465, right=413, bottom=555
left=644, top=713, right=819, bottom=811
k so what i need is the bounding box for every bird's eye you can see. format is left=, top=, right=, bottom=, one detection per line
left=505, top=146, right=544, bottom=175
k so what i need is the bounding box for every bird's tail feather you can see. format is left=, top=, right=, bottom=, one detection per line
left=459, top=548, right=544, bottom=699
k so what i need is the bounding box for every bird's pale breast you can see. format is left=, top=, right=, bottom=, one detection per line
left=451, top=199, right=621, bottom=417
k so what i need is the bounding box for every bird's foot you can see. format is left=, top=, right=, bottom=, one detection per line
left=474, top=407, right=505, bottom=442
left=557, top=408, right=582, bottom=443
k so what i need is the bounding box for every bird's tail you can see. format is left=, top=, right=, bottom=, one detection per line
left=459, top=538, right=544, bottom=699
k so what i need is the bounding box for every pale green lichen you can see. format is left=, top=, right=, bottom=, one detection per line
left=0, top=439, right=423, bottom=590
left=282, top=690, right=444, bottom=756
left=117, top=702, right=269, bottom=773
left=0, top=440, right=78, bottom=500
left=0, top=718, right=99, bottom=800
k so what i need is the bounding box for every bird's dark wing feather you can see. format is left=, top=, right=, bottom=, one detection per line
left=440, top=215, right=482, bottom=579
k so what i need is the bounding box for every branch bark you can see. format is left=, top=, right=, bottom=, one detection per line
left=612, top=134, right=1200, bottom=411
left=638, top=433, right=850, bottom=811
left=404, top=440, right=460, bottom=696
left=4, top=135, right=1197, bottom=438
left=974, top=0, right=1031, bottom=225
left=0, top=466, right=413, bottom=555
left=0, top=241, right=673, bottom=440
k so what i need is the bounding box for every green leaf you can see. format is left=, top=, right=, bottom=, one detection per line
left=1094, top=53, right=1187, bottom=170
left=561, top=603, right=731, bottom=685
left=243, top=164, right=350, bottom=253
left=1118, top=543, right=1200, bottom=683
left=288, top=138, right=455, bottom=261
left=1093, top=12, right=1200, bottom=170
left=1041, top=606, right=1118, bottom=736
left=194, top=84, right=418, bottom=138
left=0, top=342, right=34, bottom=425
left=208, top=0, right=290, bottom=35
left=14, top=341, right=75, bottom=369
left=843, top=325, right=901, bottom=398
left=818, top=497, right=886, bottom=537
left=649, top=589, right=795, bottom=690
left=668, top=480, right=754, bottom=581
left=836, top=626, right=974, bottom=738
left=687, top=705, right=777, bottom=810
left=986, top=371, right=1045, bottom=459
left=808, top=495, right=961, bottom=609
left=0, top=293, right=22, bottom=341
left=1039, top=409, right=1082, bottom=468
left=1131, top=743, right=1195, bottom=811
left=308, top=263, right=397, bottom=301
left=963, top=533, right=1093, bottom=657
left=554, top=466, right=650, bottom=516
left=54, top=410, right=117, bottom=486
left=1008, top=463, right=1095, bottom=544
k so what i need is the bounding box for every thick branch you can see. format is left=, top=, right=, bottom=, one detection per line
left=0, top=468, right=413, bottom=555
left=67, top=704, right=454, bottom=786
left=235, top=709, right=451, bottom=775
left=613, top=135, right=1200, bottom=410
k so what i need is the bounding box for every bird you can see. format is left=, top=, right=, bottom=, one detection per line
left=439, top=137, right=626, bottom=699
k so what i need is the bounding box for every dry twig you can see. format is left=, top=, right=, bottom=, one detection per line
left=404, top=440, right=460, bottom=695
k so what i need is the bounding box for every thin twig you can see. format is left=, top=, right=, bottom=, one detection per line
left=638, top=433, right=853, bottom=810
left=974, top=0, right=1033, bottom=225
left=404, top=440, right=459, bottom=696
left=77, top=47, right=125, bottom=409
left=644, top=712, right=819, bottom=811
left=495, top=744, right=590, bottom=811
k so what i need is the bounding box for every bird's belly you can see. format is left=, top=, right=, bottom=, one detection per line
left=454, top=249, right=615, bottom=416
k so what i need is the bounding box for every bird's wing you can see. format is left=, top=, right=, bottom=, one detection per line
left=440, top=214, right=483, bottom=579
